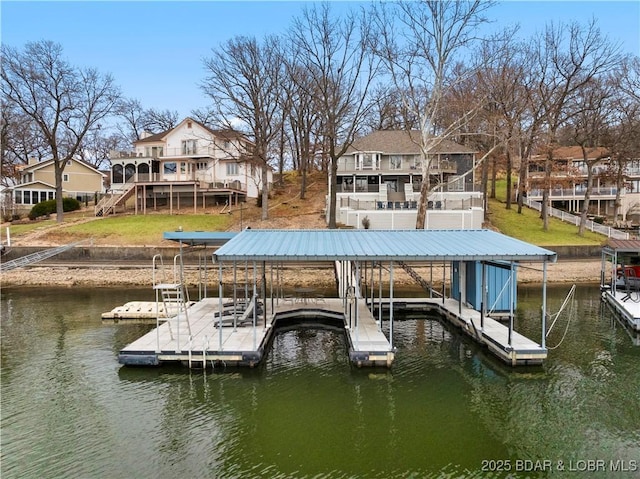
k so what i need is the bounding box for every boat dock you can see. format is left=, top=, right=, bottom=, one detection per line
left=118, top=293, right=546, bottom=368
left=118, top=229, right=557, bottom=369
left=119, top=296, right=395, bottom=368
left=601, top=239, right=640, bottom=332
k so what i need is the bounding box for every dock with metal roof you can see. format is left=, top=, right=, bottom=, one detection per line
left=118, top=229, right=557, bottom=368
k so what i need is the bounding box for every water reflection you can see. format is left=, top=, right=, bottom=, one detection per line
left=1, top=285, right=639, bottom=478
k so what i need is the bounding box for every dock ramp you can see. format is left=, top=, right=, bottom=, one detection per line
left=0, top=239, right=92, bottom=272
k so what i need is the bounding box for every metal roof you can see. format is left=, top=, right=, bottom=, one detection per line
left=163, top=231, right=237, bottom=246
left=603, top=239, right=640, bottom=254
left=212, top=229, right=557, bottom=263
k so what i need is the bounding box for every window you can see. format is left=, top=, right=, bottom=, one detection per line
left=448, top=175, right=465, bottom=192
left=389, top=156, right=402, bottom=170
left=182, top=139, right=197, bottom=155
left=164, top=162, right=177, bottom=174
left=63, top=174, right=69, bottom=182
left=31, top=191, right=39, bottom=204
left=40, top=191, right=47, bottom=203
left=15, top=192, right=22, bottom=204
left=226, top=162, right=239, bottom=176
left=197, top=162, right=208, bottom=170
left=145, top=146, right=163, bottom=157
left=48, top=192, right=54, bottom=200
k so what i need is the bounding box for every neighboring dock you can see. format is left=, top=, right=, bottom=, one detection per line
left=600, top=239, right=640, bottom=333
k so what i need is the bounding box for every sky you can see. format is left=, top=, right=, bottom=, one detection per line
left=2, top=1, right=639, bottom=121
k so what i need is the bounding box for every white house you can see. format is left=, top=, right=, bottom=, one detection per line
left=330, top=130, right=484, bottom=230
left=100, top=117, right=272, bottom=216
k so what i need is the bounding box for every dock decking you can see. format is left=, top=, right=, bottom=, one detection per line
left=118, top=294, right=546, bottom=368
left=602, top=290, right=640, bottom=332
left=118, top=297, right=396, bottom=368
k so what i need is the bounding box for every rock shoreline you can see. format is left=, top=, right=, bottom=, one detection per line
left=1, top=258, right=602, bottom=288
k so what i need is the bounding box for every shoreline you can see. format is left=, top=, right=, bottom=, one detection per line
left=0, top=258, right=603, bottom=288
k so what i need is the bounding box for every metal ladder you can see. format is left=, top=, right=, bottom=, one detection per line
left=153, top=254, right=192, bottom=353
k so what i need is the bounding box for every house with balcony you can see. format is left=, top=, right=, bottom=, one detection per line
left=9, top=157, right=105, bottom=215
left=99, top=117, right=271, bottom=216
left=526, top=146, right=640, bottom=225
left=330, top=130, right=483, bottom=230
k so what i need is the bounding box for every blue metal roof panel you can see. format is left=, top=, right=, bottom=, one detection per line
left=163, top=231, right=237, bottom=246
left=212, top=229, right=557, bottom=262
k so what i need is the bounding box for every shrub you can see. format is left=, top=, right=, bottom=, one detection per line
left=28, top=197, right=81, bottom=220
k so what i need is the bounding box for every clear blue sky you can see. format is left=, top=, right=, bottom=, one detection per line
left=2, top=1, right=639, bottom=120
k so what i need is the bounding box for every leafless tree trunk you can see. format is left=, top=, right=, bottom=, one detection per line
left=532, top=19, right=621, bottom=230
left=202, top=35, right=285, bottom=220
left=1, top=41, right=120, bottom=222
left=289, top=3, right=377, bottom=228
left=371, top=0, right=495, bottom=229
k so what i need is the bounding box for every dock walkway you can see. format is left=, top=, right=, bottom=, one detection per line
left=602, top=290, right=640, bottom=332
left=119, top=297, right=395, bottom=368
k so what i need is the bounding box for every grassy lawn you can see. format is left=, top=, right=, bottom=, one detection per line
left=5, top=213, right=233, bottom=246
left=3, top=174, right=609, bottom=248
left=487, top=179, right=606, bottom=246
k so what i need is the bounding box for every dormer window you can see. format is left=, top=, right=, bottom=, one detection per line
left=357, top=152, right=379, bottom=170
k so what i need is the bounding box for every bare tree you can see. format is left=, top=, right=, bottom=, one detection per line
left=1, top=102, right=48, bottom=186
left=289, top=2, right=378, bottom=228
left=563, top=76, right=615, bottom=234
left=371, top=0, right=495, bottom=229
left=532, top=19, right=621, bottom=230
left=1, top=41, right=120, bottom=222
left=202, top=35, right=285, bottom=220
left=115, top=98, right=148, bottom=142
left=145, top=108, right=180, bottom=132
left=603, top=55, right=640, bottom=222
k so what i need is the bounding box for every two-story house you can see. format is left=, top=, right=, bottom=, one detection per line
left=330, top=130, right=483, bottom=230
left=10, top=157, right=105, bottom=215
left=100, top=117, right=271, bottom=216
left=526, top=146, right=640, bottom=224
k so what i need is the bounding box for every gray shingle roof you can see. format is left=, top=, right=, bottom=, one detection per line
left=345, top=130, right=476, bottom=155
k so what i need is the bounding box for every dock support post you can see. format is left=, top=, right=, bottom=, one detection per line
left=542, top=261, right=548, bottom=349
left=508, top=262, right=515, bottom=346
left=253, top=261, right=257, bottom=350
left=481, top=262, right=487, bottom=331
left=233, top=264, right=238, bottom=331
left=389, top=261, right=394, bottom=350
left=378, top=262, right=382, bottom=330
left=218, top=261, right=224, bottom=351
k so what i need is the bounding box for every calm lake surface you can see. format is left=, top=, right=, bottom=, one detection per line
left=1, top=284, right=639, bottom=479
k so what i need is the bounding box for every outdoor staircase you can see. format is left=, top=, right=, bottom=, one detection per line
left=0, top=239, right=92, bottom=272
left=398, top=261, right=440, bottom=297
left=95, top=183, right=136, bottom=216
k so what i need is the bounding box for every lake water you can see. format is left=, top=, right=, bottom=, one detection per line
left=1, top=285, right=639, bottom=478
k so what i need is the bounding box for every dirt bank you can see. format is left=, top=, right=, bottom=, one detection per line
left=0, top=258, right=601, bottom=288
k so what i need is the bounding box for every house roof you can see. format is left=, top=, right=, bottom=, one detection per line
left=345, top=130, right=476, bottom=156
left=11, top=180, right=57, bottom=190
left=135, top=117, right=253, bottom=146
left=212, top=229, right=557, bottom=263
left=18, top=158, right=106, bottom=176
left=532, top=146, right=610, bottom=161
